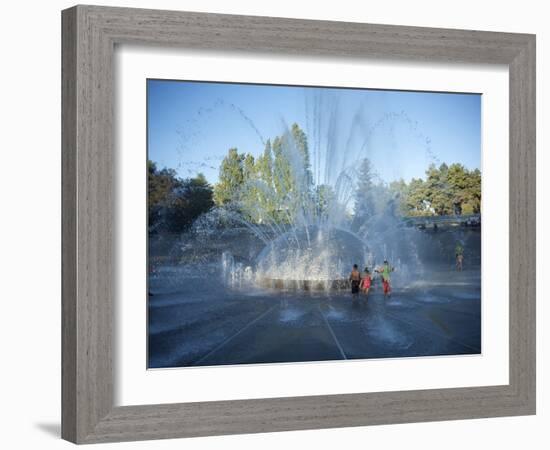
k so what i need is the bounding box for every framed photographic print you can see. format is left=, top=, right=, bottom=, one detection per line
left=62, top=5, right=536, bottom=444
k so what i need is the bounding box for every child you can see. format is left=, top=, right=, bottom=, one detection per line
left=376, top=260, right=394, bottom=298
left=455, top=243, right=464, bottom=271
left=349, top=264, right=361, bottom=298
left=360, top=267, right=372, bottom=299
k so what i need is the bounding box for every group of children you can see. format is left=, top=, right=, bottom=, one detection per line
left=347, top=242, right=465, bottom=300
left=349, top=260, right=395, bottom=300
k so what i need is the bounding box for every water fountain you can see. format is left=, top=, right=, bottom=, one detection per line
left=206, top=93, right=437, bottom=291
left=148, top=85, right=483, bottom=369
left=164, top=90, right=449, bottom=293
left=255, top=226, right=368, bottom=290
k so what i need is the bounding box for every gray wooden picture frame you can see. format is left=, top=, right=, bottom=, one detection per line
left=61, top=4, right=536, bottom=444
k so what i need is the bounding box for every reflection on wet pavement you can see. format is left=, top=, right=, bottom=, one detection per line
left=148, top=267, right=481, bottom=368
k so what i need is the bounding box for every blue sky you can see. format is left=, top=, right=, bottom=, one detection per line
left=147, top=79, right=481, bottom=185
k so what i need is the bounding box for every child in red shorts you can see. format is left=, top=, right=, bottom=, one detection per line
left=360, top=267, right=372, bottom=300
left=376, top=260, right=394, bottom=299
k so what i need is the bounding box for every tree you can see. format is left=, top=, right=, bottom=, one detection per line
left=464, top=168, right=481, bottom=214
left=148, top=160, right=183, bottom=229
left=243, top=153, right=256, bottom=180
left=353, top=158, right=376, bottom=224
left=148, top=160, right=181, bottom=206
left=148, top=160, right=214, bottom=233
left=256, top=139, right=273, bottom=186
left=269, top=124, right=313, bottom=223
left=291, top=123, right=313, bottom=189
left=447, top=163, right=470, bottom=214
left=314, top=184, right=336, bottom=220
left=253, top=140, right=278, bottom=223
left=239, top=153, right=264, bottom=222
left=393, top=163, right=481, bottom=217
left=209, top=127, right=484, bottom=224
left=271, top=136, right=292, bottom=200
left=213, top=148, right=245, bottom=205
left=163, top=173, right=214, bottom=231
left=404, top=177, right=429, bottom=215
left=211, top=124, right=315, bottom=224
left=422, top=163, right=454, bottom=215
left=388, top=178, right=409, bottom=216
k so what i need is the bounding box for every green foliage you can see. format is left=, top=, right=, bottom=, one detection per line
left=253, top=140, right=279, bottom=222
left=352, top=159, right=481, bottom=219
left=148, top=160, right=181, bottom=208
left=314, top=184, right=336, bottom=220
left=291, top=123, right=313, bottom=189
left=213, top=148, right=245, bottom=205
left=397, top=163, right=481, bottom=217
left=353, top=158, right=376, bottom=224
left=388, top=178, right=409, bottom=216
left=148, top=161, right=214, bottom=233
left=424, top=163, right=454, bottom=215
left=213, top=123, right=317, bottom=224
left=256, top=140, right=273, bottom=187
left=211, top=125, right=481, bottom=224
left=271, top=135, right=292, bottom=204
left=403, top=178, right=428, bottom=215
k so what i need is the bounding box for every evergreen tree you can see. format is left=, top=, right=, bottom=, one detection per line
left=211, top=124, right=315, bottom=224
left=354, top=158, right=376, bottom=223
left=256, top=139, right=273, bottom=187
left=272, top=136, right=292, bottom=200
left=271, top=134, right=299, bottom=223
left=239, top=153, right=262, bottom=222
left=291, top=123, right=313, bottom=189
left=213, top=148, right=245, bottom=205
left=314, top=184, right=336, bottom=220
left=243, top=153, right=256, bottom=180
left=253, top=140, right=277, bottom=223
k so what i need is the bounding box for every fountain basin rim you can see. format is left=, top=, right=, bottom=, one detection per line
left=257, top=277, right=350, bottom=291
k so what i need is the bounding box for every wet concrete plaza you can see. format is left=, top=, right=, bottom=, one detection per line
left=148, top=266, right=481, bottom=368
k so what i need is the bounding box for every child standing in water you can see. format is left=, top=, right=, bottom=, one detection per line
left=349, top=264, right=361, bottom=298
left=376, top=260, right=394, bottom=298
left=360, top=267, right=372, bottom=300
left=455, top=243, right=464, bottom=271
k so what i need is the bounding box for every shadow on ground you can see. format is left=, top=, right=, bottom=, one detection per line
left=35, top=423, right=60, bottom=438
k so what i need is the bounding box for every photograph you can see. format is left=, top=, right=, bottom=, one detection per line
left=147, top=80, right=482, bottom=368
